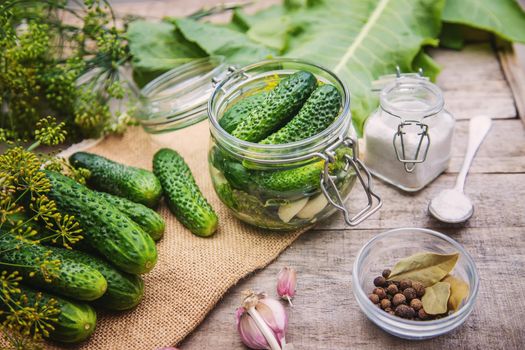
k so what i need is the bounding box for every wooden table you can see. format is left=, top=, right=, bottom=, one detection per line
left=114, top=1, right=525, bottom=348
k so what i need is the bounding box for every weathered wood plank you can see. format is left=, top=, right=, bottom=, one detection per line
left=498, top=44, right=525, bottom=123
left=430, top=44, right=517, bottom=120
left=316, top=173, right=525, bottom=231
left=181, top=227, right=525, bottom=349
left=448, top=119, right=525, bottom=174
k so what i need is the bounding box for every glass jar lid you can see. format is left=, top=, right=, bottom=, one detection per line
left=134, top=56, right=228, bottom=133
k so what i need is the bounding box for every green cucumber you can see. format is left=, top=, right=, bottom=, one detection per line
left=0, top=234, right=107, bottom=301
left=44, top=171, right=158, bottom=274
left=231, top=71, right=317, bottom=142
left=153, top=148, right=218, bottom=237
left=95, top=191, right=165, bottom=241
left=54, top=249, right=144, bottom=311
left=260, top=84, right=341, bottom=144
left=253, top=161, right=324, bottom=195
left=69, top=152, right=162, bottom=208
left=13, top=286, right=97, bottom=343
left=219, top=92, right=267, bottom=133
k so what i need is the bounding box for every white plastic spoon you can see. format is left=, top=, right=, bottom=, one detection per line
left=428, top=115, right=492, bottom=223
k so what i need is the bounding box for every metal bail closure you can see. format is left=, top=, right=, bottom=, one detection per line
left=211, top=65, right=245, bottom=92
left=393, top=120, right=430, bottom=173
left=319, top=137, right=382, bottom=226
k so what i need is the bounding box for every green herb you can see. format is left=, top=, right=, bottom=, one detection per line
left=442, top=0, right=525, bottom=44
left=387, top=252, right=459, bottom=287
left=421, top=281, right=451, bottom=315
left=0, top=117, right=84, bottom=349
left=0, top=0, right=132, bottom=141
left=442, top=274, right=470, bottom=312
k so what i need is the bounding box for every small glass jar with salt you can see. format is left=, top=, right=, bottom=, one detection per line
left=364, top=69, right=455, bottom=192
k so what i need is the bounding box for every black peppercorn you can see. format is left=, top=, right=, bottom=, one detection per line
left=412, top=281, right=425, bottom=297
left=368, top=294, right=380, bottom=304
left=373, top=287, right=387, bottom=299
left=399, top=279, right=412, bottom=290
left=403, top=287, right=417, bottom=301
left=373, top=276, right=387, bottom=287
left=395, top=304, right=415, bottom=319
left=392, top=293, right=406, bottom=306
left=410, top=298, right=423, bottom=311
left=382, top=269, right=391, bottom=278
left=380, top=298, right=391, bottom=310
left=386, top=284, right=398, bottom=295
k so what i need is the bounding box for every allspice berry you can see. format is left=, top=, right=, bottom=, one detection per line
left=382, top=269, right=391, bottom=278
left=373, top=276, right=387, bottom=287
left=373, top=287, right=387, bottom=299
left=380, top=298, right=391, bottom=310
left=399, top=279, right=412, bottom=290
left=403, top=287, right=417, bottom=301
left=412, top=281, right=425, bottom=297
left=395, top=304, right=415, bottom=319
left=418, top=308, right=430, bottom=320
left=368, top=294, right=380, bottom=304
left=386, top=283, right=399, bottom=295
left=410, top=298, right=423, bottom=311
left=392, top=293, right=406, bottom=306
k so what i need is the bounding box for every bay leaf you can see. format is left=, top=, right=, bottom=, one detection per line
left=387, top=252, right=459, bottom=287
left=442, top=275, right=469, bottom=312
left=422, top=281, right=451, bottom=315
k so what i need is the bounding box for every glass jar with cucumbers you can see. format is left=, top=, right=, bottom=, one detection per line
left=135, top=57, right=382, bottom=230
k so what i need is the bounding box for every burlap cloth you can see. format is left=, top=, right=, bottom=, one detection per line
left=50, top=122, right=305, bottom=349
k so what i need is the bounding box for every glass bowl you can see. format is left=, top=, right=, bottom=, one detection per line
left=352, top=228, right=479, bottom=340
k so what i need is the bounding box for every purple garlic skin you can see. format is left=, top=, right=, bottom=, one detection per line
left=277, top=267, right=297, bottom=303
left=236, top=291, right=289, bottom=350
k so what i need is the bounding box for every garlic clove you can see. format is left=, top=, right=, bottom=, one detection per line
left=237, top=290, right=291, bottom=350
left=278, top=198, right=308, bottom=223
left=237, top=307, right=273, bottom=350
left=296, top=193, right=328, bottom=219
left=256, top=298, right=288, bottom=344
left=277, top=267, right=297, bottom=305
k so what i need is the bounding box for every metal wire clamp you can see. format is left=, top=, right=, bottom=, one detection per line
left=393, top=120, right=431, bottom=173
left=318, top=137, right=382, bottom=226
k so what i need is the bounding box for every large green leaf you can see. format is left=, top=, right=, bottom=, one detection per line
left=442, top=0, right=525, bottom=43
left=172, top=18, right=276, bottom=65
left=278, top=0, right=444, bottom=132
left=126, top=21, right=206, bottom=86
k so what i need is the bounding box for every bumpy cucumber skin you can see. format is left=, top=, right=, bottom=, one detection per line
left=55, top=249, right=144, bottom=311
left=231, top=71, right=318, bottom=142
left=253, top=161, right=324, bottom=194
left=15, top=286, right=97, bottom=343
left=69, top=152, right=162, bottom=208
left=44, top=171, right=158, bottom=274
left=219, top=92, right=267, bottom=133
left=0, top=234, right=107, bottom=301
left=153, top=148, right=218, bottom=237
left=96, top=191, right=165, bottom=241
left=260, top=84, right=342, bottom=144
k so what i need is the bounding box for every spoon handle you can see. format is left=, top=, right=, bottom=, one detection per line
left=455, top=115, right=492, bottom=192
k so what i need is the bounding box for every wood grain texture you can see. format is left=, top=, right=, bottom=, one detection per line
left=430, top=44, right=517, bottom=120
left=109, top=1, right=524, bottom=349
left=498, top=44, right=525, bottom=123
left=182, top=228, right=525, bottom=350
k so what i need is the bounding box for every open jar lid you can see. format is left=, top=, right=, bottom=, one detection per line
left=134, top=56, right=228, bottom=133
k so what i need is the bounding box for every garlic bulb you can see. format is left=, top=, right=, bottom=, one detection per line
left=236, top=290, right=291, bottom=350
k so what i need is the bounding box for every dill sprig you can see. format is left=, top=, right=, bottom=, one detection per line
left=0, top=117, right=84, bottom=349
left=0, top=0, right=134, bottom=142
